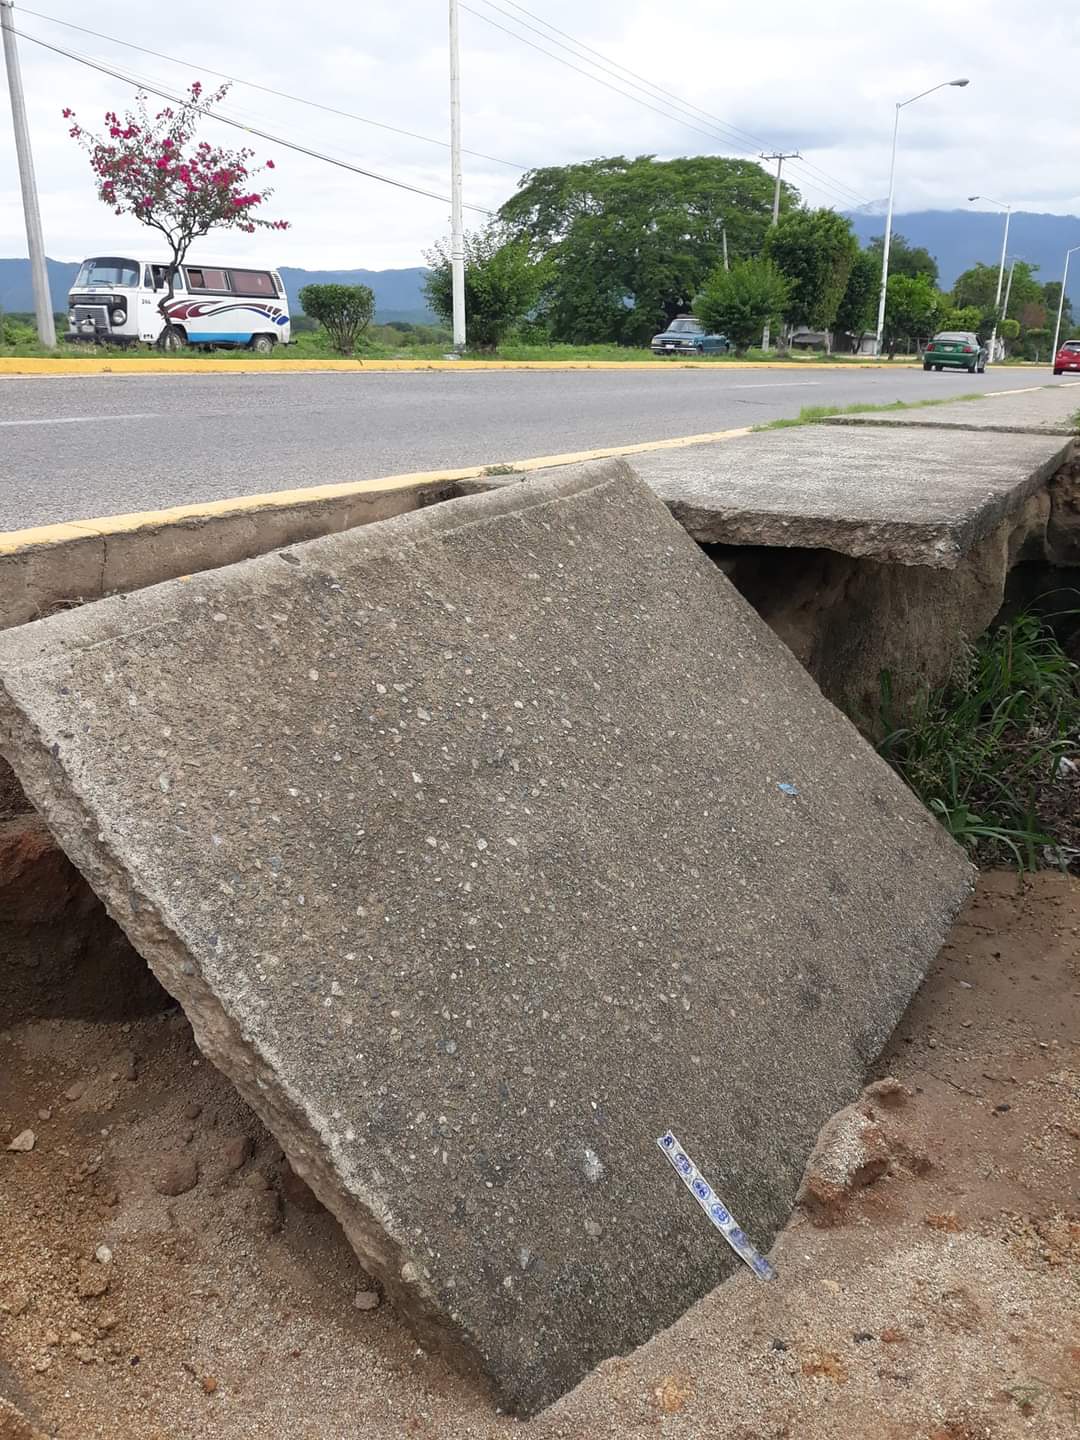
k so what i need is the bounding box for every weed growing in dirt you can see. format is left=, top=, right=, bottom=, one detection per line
left=879, top=610, right=1080, bottom=869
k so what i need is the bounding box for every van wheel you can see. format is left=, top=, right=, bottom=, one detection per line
left=157, top=325, right=186, bottom=353
left=249, top=334, right=275, bottom=356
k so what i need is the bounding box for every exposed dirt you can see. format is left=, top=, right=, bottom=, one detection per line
left=2, top=870, right=1079, bottom=1439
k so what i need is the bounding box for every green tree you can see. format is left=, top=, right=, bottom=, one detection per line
left=424, top=228, right=545, bottom=350
left=764, top=208, right=858, bottom=331
left=866, top=232, right=939, bottom=285
left=499, top=154, right=796, bottom=345
left=694, top=258, right=790, bottom=355
left=952, top=259, right=1041, bottom=323
left=999, top=317, right=1021, bottom=354
left=834, top=248, right=879, bottom=347
left=298, top=283, right=374, bottom=354
left=1041, top=280, right=1073, bottom=337
left=883, top=273, right=941, bottom=356
left=940, top=303, right=983, bottom=333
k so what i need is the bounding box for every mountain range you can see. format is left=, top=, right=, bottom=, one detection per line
left=4, top=210, right=1080, bottom=319
left=0, top=259, right=434, bottom=324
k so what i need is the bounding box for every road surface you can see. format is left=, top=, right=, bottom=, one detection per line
left=0, top=366, right=1073, bottom=531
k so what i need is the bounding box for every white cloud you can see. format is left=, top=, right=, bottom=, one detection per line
left=1, top=0, right=1077, bottom=269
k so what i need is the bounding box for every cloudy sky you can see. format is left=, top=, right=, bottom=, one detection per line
left=2, top=0, right=1078, bottom=270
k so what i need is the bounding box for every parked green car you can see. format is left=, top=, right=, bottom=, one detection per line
left=650, top=316, right=731, bottom=356
left=922, top=331, right=987, bottom=373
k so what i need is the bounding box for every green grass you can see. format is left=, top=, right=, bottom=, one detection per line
left=0, top=329, right=922, bottom=365
left=754, top=394, right=984, bottom=431
left=879, top=610, right=1080, bottom=870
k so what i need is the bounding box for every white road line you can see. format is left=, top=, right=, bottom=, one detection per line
left=728, top=381, right=823, bottom=390
left=0, top=413, right=159, bottom=427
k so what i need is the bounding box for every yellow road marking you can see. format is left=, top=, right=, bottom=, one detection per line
left=0, top=425, right=753, bottom=552
left=0, top=356, right=919, bottom=377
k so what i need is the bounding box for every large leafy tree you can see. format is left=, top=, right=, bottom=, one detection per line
left=63, top=82, right=287, bottom=340
left=499, top=155, right=796, bottom=345
left=833, top=247, right=879, bottom=347
left=424, top=228, right=546, bottom=350
left=883, top=273, right=942, bottom=355
left=764, top=208, right=858, bottom=330
left=694, top=258, right=790, bottom=355
left=866, top=232, right=939, bottom=286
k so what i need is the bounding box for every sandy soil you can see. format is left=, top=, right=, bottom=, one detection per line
left=2, top=869, right=1079, bottom=1440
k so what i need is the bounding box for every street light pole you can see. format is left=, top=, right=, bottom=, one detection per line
left=968, top=196, right=1010, bottom=362
left=1, top=0, right=56, bottom=348
left=874, top=78, right=969, bottom=357
left=448, top=0, right=466, bottom=351
left=1051, top=244, right=1080, bottom=360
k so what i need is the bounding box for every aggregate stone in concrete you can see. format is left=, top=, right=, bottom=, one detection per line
left=631, top=424, right=1071, bottom=566
left=824, top=384, right=1080, bottom=436
left=0, top=461, right=972, bottom=1415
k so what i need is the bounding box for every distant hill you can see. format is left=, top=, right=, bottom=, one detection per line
left=848, top=209, right=1080, bottom=299
left=0, top=257, right=434, bottom=323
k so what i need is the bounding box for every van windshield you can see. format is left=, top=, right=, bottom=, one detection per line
left=75, top=257, right=140, bottom=288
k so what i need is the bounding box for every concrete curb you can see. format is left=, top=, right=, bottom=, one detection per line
left=0, top=425, right=753, bottom=629
left=0, top=356, right=922, bottom=377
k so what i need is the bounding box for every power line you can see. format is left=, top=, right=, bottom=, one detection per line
left=12, top=24, right=496, bottom=215
left=17, top=4, right=526, bottom=172
left=474, top=0, right=872, bottom=210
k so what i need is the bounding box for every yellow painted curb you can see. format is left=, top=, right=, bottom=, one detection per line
left=0, top=356, right=920, bottom=377
left=0, top=425, right=753, bottom=552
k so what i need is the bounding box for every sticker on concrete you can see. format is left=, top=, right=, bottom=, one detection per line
left=658, top=1131, right=775, bottom=1281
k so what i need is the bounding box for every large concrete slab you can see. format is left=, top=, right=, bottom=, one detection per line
left=824, top=384, right=1080, bottom=436
left=0, top=462, right=972, bottom=1414
left=632, top=423, right=1071, bottom=566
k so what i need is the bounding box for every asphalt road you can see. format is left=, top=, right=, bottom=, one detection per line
left=0, top=366, right=1071, bottom=531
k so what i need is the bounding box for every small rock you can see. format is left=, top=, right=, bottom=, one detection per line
left=152, top=1153, right=198, bottom=1197
left=853, top=1331, right=875, bottom=1344
left=202, top=1375, right=218, bottom=1394
left=770, top=1338, right=789, bottom=1352
left=6, top=1129, right=36, bottom=1152
left=64, top=1081, right=86, bottom=1102
left=222, top=1135, right=253, bottom=1173
left=32, top=1357, right=52, bottom=1373
left=797, top=1105, right=892, bottom=1226
left=77, top=1261, right=110, bottom=1300
left=94, top=1245, right=112, bottom=1266
left=75, top=1344, right=97, bottom=1364
left=183, top=1102, right=203, bottom=1121
left=97, top=1312, right=119, bottom=1333
left=37, top=1109, right=52, bottom=1122
left=44, top=1330, right=60, bottom=1347
left=353, top=1290, right=380, bottom=1311
left=927, top=1038, right=938, bottom=1049
left=584, top=1220, right=603, bottom=1238
left=863, top=1077, right=910, bottom=1111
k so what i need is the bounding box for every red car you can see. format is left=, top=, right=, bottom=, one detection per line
left=1053, top=340, right=1080, bottom=375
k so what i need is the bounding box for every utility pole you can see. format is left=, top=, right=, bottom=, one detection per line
left=760, top=150, right=798, bottom=351
left=1, top=0, right=55, bottom=348
left=448, top=0, right=466, bottom=352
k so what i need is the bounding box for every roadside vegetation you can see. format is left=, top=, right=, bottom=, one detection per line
left=754, top=394, right=983, bottom=430
left=880, top=609, right=1080, bottom=870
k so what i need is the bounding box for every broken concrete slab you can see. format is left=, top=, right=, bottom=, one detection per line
left=823, top=384, right=1080, bottom=436
left=0, top=461, right=972, bottom=1415
left=631, top=424, right=1071, bottom=566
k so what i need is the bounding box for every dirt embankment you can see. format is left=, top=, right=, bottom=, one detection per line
left=1, top=870, right=1078, bottom=1439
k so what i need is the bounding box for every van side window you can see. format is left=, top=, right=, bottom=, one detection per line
left=228, top=269, right=276, bottom=298
left=186, top=267, right=230, bottom=292
left=151, top=265, right=180, bottom=290
left=144, top=266, right=153, bottom=288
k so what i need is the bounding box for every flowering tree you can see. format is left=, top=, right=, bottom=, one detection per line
left=63, top=83, right=287, bottom=345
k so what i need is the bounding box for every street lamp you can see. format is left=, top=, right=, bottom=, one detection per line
left=875, top=78, right=969, bottom=356
left=969, top=195, right=1010, bottom=362
left=1051, top=244, right=1080, bottom=360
